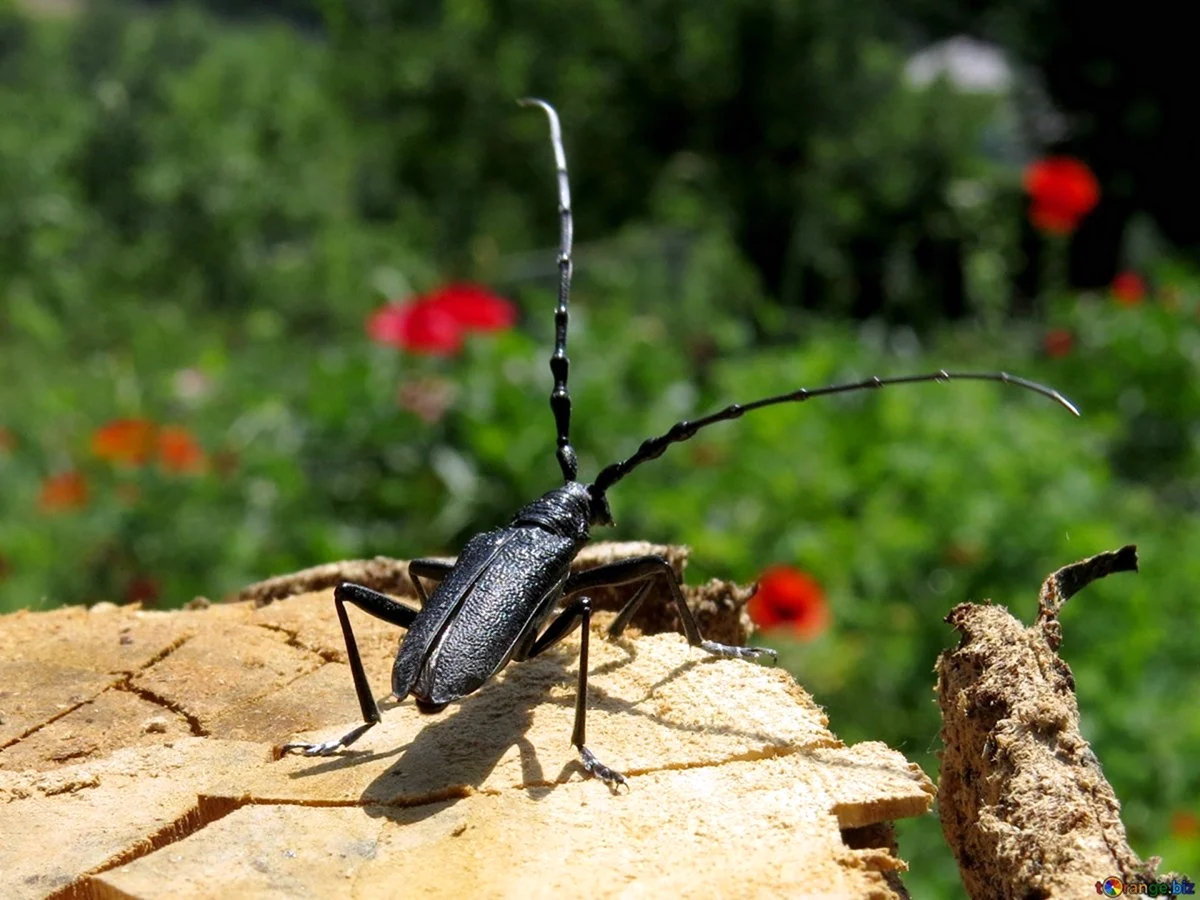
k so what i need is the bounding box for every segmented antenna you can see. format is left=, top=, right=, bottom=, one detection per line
left=520, top=98, right=578, bottom=482
left=590, top=371, right=1079, bottom=496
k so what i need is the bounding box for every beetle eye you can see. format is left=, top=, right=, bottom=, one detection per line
left=587, top=489, right=615, bottom=527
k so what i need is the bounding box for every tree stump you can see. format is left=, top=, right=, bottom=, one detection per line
left=0, top=543, right=934, bottom=899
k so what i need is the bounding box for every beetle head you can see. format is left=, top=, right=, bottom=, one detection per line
left=586, top=484, right=615, bottom=528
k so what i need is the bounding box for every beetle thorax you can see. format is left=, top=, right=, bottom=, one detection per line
left=510, top=481, right=593, bottom=543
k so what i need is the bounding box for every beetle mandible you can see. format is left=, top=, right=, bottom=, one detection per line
left=282, top=99, right=1079, bottom=789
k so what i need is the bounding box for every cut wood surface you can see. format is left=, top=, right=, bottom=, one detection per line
left=1, top=543, right=935, bottom=899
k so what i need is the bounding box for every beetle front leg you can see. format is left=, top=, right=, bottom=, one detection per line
left=564, top=556, right=777, bottom=663
left=281, top=582, right=419, bottom=757
left=524, top=594, right=628, bottom=791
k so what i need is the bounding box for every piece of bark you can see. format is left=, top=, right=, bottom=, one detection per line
left=1, top=544, right=934, bottom=899
left=232, top=541, right=753, bottom=650
left=936, top=546, right=1176, bottom=898
left=231, top=542, right=691, bottom=607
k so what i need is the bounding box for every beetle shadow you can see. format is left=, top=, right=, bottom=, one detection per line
left=339, top=642, right=642, bottom=824
left=285, top=635, right=786, bottom=825
left=537, top=667, right=787, bottom=787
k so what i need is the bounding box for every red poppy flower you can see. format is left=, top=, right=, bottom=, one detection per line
left=368, top=301, right=463, bottom=356
left=942, top=542, right=983, bottom=568
left=1111, top=271, right=1146, bottom=306
left=39, top=470, right=89, bottom=512
left=426, top=283, right=517, bottom=331
left=367, top=283, right=515, bottom=356
left=92, top=419, right=157, bottom=465
left=158, top=426, right=206, bottom=473
left=1024, top=157, right=1100, bottom=235
left=1043, top=328, right=1074, bottom=359
left=748, top=565, right=830, bottom=640
left=125, top=575, right=162, bottom=606
left=1170, top=810, right=1198, bottom=839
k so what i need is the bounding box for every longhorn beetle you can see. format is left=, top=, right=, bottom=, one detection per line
left=282, top=99, right=1079, bottom=788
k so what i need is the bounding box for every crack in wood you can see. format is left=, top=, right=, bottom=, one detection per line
left=115, top=678, right=207, bottom=738
left=125, top=633, right=194, bottom=674
left=510, top=739, right=849, bottom=792
left=0, top=686, right=116, bottom=752
left=1, top=635, right=195, bottom=754
left=44, top=796, right=247, bottom=900
left=253, top=621, right=342, bottom=664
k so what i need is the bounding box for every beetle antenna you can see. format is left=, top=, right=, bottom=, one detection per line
left=590, top=370, right=1079, bottom=496
left=521, top=98, right=578, bottom=482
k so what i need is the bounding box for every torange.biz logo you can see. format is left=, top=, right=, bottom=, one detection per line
left=1097, top=875, right=1196, bottom=896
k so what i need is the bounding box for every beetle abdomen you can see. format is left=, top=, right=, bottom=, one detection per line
left=415, top=526, right=577, bottom=705
left=390, top=529, right=511, bottom=702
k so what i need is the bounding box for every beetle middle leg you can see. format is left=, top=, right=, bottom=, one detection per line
left=407, top=558, right=453, bottom=604
left=281, top=582, right=419, bottom=756
left=564, top=556, right=777, bottom=663
left=518, top=593, right=627, bottom=790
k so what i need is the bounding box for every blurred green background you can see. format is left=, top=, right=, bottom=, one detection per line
left=1, top=0, right=1196, bottom=893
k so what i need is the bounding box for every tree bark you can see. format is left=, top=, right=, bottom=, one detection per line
left=937, top=546, right=1183, bottom=898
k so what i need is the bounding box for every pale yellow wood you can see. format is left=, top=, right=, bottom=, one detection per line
left=1, top=546, right=934, bottom=899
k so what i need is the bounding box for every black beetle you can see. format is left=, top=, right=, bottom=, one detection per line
left=282, top=99, right=1079, bottom=788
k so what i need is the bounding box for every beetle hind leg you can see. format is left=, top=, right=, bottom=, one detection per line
left=564, top=555, right=777, bottom=664
left=569, top=596, right=628, bottom=791
left=282, top=721, right=377, bottom=757
left=280, top=582, right=419, bottom=758
left=524, top=594, right=628, bottom=791
left=578, top=745, right=626, bottom=790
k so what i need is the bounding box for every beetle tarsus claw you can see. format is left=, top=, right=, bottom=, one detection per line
left=700, top=640, right=778, bottom=664
left=281, top=740, right=343, bottom=757
left=579, top=745, right=628, bottom=792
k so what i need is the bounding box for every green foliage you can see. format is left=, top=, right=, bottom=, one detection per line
left=318, top=0, right=1015, bottom=322
left=1046, top=276, right=1200, bottom=488
left=0, top=4, right=1196, bottom=896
